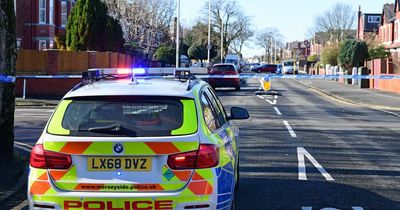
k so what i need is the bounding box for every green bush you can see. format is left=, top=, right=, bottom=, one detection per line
left=339, top=39, right=368, bottom=69
left=154, top=44, right=175, bottom=66
left=321, top=45, right=339, bottom=66
left=368, top=45, right=390, bottom=60
left=307, top=54, right=318, bottom=63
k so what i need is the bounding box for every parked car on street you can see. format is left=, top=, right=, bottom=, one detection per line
left=208, top=63, right=241, bottom=90
left=254, top=64, right=278, bottom=73
left=282, top=60, right=298, bottom=74
left=250, top=63, right=261, bottom=71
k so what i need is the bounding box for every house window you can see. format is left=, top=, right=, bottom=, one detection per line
left=39, top=0, right=46, bottom=24
left=49, top=40, right=54, bottom=49
left=16, top=38, right=21, bottom=50
left=61, top=2, right=67, bottom=27
left=49, top=0, right=54, bottom=25
left=368, top=16, right=381, bottom=23
left=39, top=40, right=46, bottom=50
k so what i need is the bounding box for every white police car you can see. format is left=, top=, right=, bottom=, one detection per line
left=28, top=68, right=249, bottom=210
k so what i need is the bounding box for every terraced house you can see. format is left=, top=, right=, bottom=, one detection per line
left=15, top=0, right=76, bottom=50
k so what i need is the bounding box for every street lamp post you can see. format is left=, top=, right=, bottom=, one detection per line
left=274, top=37, right=277, bottom=64
left=207, top=0, right=211, bottom=67
left=221, top=20, right=224, bottom=62
left=176, top=0, right=181, bottom=68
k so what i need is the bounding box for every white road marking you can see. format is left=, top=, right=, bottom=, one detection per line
left=302, top=207, right=363, bottom=210
left=257, top=95, right=264, bottom=99
left=11, top=200, right=29, bottom=210
left=372, top=108, right=400, bottom=118
left=273, top=107, right=282, bottom=116
left=19, top=113, right=51, bottom=116
left=266, top=99, right=276, bottom=105
left=16, top=109, right=54, bottom=112
left=283, top=120, right=296, bottom=138
left=14, top=144, right=32, bottom=152
left=15, top=141, right=33, bottom=149
left=297, top=147, right=334, bottom=181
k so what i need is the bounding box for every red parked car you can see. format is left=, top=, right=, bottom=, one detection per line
left=208, top=63, right=241, bottom=91
left=254, top=64, right=277, bottom=73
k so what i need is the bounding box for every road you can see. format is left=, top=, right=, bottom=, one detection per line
left=11, top=78, right=400, bottom=210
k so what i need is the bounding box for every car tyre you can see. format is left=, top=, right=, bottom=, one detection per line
left=235, top=85, right=241, bottom=91
left=231, top=161, right=239, bottom=210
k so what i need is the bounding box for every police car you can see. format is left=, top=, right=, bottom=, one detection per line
left=28, top=68, right=249, bottom=210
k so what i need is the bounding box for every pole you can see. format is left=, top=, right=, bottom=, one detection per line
left=23, top=79, right=26, bottom=99
left=176, top=0, right=181, bottom=68
left=274, top=38, right=277, bottom=64
left=207, top=0, right=211, bottom=67
left=221, top=20, right=223, bottom=62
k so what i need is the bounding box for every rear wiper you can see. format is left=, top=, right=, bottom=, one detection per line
left=88, top=124, right=123, bottom=132
left=85, top=124, right=137, bottom=136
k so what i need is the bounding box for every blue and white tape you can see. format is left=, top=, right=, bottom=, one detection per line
left=11, top=74, right=400, bottom=80
left=0, top=75, right=16, bottom=83
left=200, top=74, right=400, bottom=80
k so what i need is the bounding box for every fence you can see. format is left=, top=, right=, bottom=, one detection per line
left=16, top=50, right=136, bottom=75
left=309, top=60, right=400, bottom=94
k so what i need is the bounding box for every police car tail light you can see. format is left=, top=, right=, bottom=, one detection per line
left=30, top=144, right=72, bottom=169
left=167, top=144, right=219, bottom=170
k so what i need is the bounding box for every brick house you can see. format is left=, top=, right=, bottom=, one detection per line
left=15, top=0, right=76, bottom=50
left=310, top=32, right=330, bottom=56
left=368, top=1, right=400, bottom=93
left=356, top=7, right=381, bottom=41
left=379, top=3, right=395, bottom=47
left=284, top=41, right=310, bottom=61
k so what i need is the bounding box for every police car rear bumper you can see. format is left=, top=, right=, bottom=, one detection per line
left=28, top=191, right=218, bottom=210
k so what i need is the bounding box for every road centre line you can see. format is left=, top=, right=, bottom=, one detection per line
left=283, top=120, right=297, bottom=138
left=274, top=107, right=282, bottom=115
left=257, top=95, right=264, bottom=99
left=297, top=147, right=334, bottom=181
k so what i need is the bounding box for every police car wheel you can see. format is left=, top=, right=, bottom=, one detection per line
left=235, top=85, right=241, bottom=91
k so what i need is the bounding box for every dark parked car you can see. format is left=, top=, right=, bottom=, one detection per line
left=254, top=64, right=277, bottom=73
left=208, top=63, right=241, bottom=90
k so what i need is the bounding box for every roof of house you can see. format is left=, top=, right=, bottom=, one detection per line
left=381, top=3, right=395, bottom=25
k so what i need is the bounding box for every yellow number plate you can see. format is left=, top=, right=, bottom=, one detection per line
left=87, top=157, right=152, bottom=171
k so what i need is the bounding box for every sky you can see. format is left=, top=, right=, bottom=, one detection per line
left=180, top=0, right=393, bottom=57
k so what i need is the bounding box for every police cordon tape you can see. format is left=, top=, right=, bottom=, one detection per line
left=0, top=74, right=16, bottom=83
left=10, top=74, right=400, bottom=80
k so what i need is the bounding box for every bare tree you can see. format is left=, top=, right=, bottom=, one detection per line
left=255, top=28, right=283, bottom=63
left=230, top=15, right=254, bottom=57
left=202, top=0, right=253, bottom=59
left=102, top=0, right=175, bottom=59
left=312, top=3, right=356, bottom=44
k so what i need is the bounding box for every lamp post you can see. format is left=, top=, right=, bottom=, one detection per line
left=176, top=0, right=181, bottom=68
left=207, top=0, right=211, bottom=67
left=221, top=20, right=224, bottom=62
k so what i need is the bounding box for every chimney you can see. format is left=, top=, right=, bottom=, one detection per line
left=357, top=5, right=362, bottom=39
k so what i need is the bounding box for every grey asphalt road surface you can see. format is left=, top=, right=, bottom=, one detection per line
left=11, top=78, right=400, bottom=210
left=217, top=78, right=400, bottom=210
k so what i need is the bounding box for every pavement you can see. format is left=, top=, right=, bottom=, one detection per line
left=15, top=98, right=59, bottom=107
left=296, top=78, right=400, bottom=112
